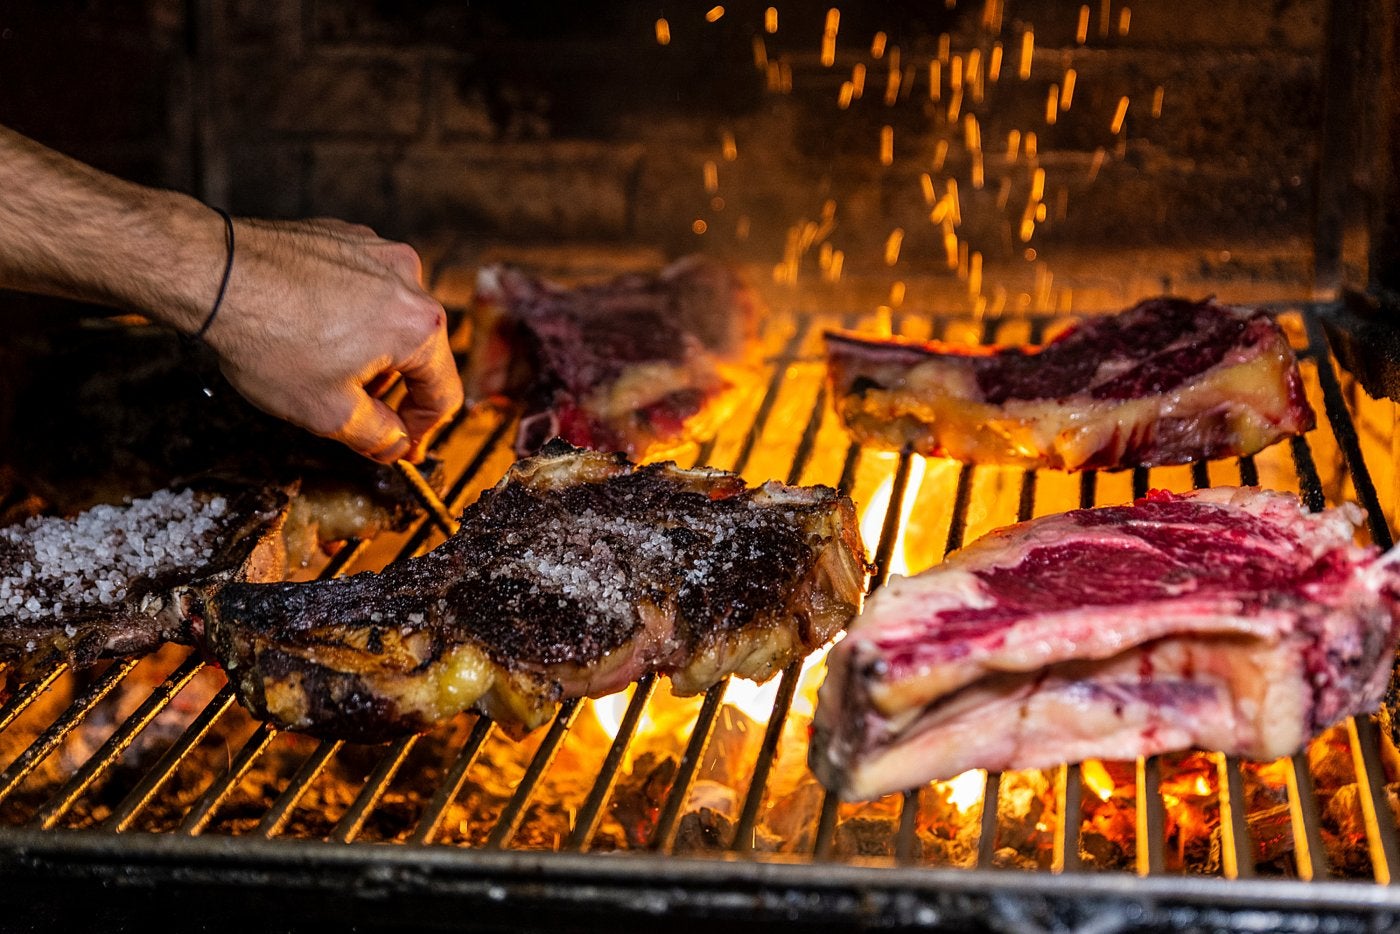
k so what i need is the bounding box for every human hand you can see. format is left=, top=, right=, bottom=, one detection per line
left=198, top=217, right=462, bottom=464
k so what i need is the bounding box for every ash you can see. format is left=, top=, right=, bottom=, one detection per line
left=0, top=488, right=227, bottom=621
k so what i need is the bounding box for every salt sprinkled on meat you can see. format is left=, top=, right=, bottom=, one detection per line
left=475, top=485, right=815, bottom=637
left=0, top=488, right=228, bottom=621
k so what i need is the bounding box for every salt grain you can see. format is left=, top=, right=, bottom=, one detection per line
left=0, top=488, right=227, bottom=622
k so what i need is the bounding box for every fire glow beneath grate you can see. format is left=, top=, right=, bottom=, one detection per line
left=0, top=303, right=1397, bottom=886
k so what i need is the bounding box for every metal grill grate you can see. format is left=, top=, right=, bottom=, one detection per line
left=1, top=298, right=1399, bottom=928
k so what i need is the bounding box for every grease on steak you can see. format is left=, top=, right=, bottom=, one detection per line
left=810, top=487, right=1400, bottom=801
left=825, top=297, right=1315, bottom=471
left=471, top=255, right=757, bottom=458
left=202, top=441, right=868, bottom=742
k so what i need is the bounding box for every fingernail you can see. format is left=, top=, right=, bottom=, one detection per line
left=373, top=430, right=409, bottom=463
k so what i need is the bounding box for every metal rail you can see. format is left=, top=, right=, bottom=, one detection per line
left=29, top=653, right=205, bottom=830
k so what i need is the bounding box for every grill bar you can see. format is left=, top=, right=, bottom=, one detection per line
left=484, top=700, right=581, bottom=850
left=812, top=790, right=839, bottom=858
left=1053, top=764, right=1082, bottom=872
left=895, top=788, right=919, bottom=862
left=651, top=680, right=728, bottom=853
left=392, top=460, right=461, bottom=537
left=1238, top=455, right=1260, bottom=487
left=1191, top=459, right=1211, bottom=491
left=1304, top=313, right=1393, bottom=549
left=0, top=658, right=140, bottom=807
left=730, top=318, right=811, bottom=476
left=1347, top=715, right=1400, bottom=883
left=727, top=350, right=852, bottom=855
left=872, top=452, right=915, bottom=587
left=564, top=678, right=654, bottom=852
left=976, top=772, right=1002, bottom=868
left=1289, top=435, right=1326, bottom=513
left=1133, top=465, right=1150, bottom=500
left=1216, top=754, right=1255, bottom=879
left=104, top=685, right=237, bottom=832
left=331, top=734, right=420, bottom=844
left=731, top=659, right=801, bottom=853
left=1285, top=750, right=1329, bottom=880
left=942, top=463, right=976, bottom=556
left=29, top=653, right=205, bottom=830
left=1136, top=755, right=1166, bottom=875
left=0, top=659, right=67, bottom=735
left=257, top=739, right=343, bottom=838
left=410, top=715, right=494, bottom=845
left=177, top=721, right=276, bottom=835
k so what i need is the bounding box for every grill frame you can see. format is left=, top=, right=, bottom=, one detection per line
left=0, top=296, right=1397, bottom=930
left=4, top=830, right=1400, bottom=931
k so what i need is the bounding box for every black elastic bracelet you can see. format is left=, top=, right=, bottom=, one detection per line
left=194, top=206, right=235, bottom=341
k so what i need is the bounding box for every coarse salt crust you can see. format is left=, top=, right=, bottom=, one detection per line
left=0, top=488, right=228, bottom=622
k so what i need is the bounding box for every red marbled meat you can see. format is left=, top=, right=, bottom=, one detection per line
left=471, top=255, right=757, bottom=459
left=824, top=297, right=1315, bottom=471
left=810, top=487, right=1400, bottom=801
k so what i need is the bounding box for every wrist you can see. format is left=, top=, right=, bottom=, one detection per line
left=130, top=190, right=232, bottom=337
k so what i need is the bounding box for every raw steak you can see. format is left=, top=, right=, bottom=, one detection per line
left=810, top=487, right=1400, bottom=801
left=471, top=255, right=757, bottom=458
left=197, top=441, right=868, bottom=742
left=824, top=298, right=1315, bottom=471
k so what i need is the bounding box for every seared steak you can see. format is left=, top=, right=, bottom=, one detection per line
left=0, top=483, right=290, bottom=680
left=811, top=488, right=1400, bottom=801
left=471, top=255, right=757, bottom=458
left=825, top=298, right=1315, bottom=471
left=199, top=441, right=869, bottom=742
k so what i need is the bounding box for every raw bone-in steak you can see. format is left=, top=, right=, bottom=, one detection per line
left=199, top=441, right=869, bottom=742
left=471, top=255, right=757, bottom=459
left=824, top=297, right=1315, bottom=471
left=810, top=487, right=1400, bottom=801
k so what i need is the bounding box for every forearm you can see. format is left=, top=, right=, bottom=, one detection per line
left=0, top=124, right=461, bottom=463
left=0, top=125, right=222, bottom=332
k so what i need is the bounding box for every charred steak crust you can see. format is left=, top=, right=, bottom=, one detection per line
left=811, top=487, right=1400, bottom=801
left=824, top=297, right=1316, bottom=471
left=470, top=256, right=758, bottom=458
left=202, top=441, right=870, bottom=742
left=0, top=482, right=290, bottom=679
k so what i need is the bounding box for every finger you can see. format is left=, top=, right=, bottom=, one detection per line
left=335, top=390, right=413, bottom=464
left=394, top=331, right=464, bottom=463
left=365, top=369, right=398, bottom=398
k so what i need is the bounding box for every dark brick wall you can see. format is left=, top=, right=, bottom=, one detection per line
left=0, top=0, right=1334, bottom=276
left=0, top=1, right=192, bottom=190
left=200, top=0, right=1330, bottom=271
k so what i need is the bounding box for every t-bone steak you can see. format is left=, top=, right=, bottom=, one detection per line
left=471, top=255, right=758, bottom=459
left=824, top=297, right=1315, bottom=471
left=198, top=441, right=869, bottom=742
left=810, top=487, right=1400, bottom=801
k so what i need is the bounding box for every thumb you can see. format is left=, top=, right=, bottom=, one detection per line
left=335, top=390, right=413, bottom=464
